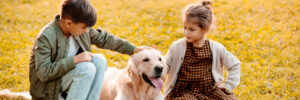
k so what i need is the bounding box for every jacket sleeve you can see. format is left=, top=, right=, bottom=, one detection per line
left=220, top=45, right=241, bottom=91
left=165, top=44, right=174, bottom=74
left=35, top=35, right=75, bottom=82
left=89, top=28, right=135, bottom=55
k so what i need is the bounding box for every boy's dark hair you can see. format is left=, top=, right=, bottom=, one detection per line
left=184, top=0, right=213, bottom=29
left=61, top=0, right=97, bottom=27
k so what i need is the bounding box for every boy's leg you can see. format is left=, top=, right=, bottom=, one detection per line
left=59, top=67, right=75, bottom=100
left=60, top=62, right=97, bottom=100
left=86, top=53, right=107, bottom=100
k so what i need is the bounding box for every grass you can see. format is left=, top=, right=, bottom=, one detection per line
left=0, top=0, right=299, bottom=99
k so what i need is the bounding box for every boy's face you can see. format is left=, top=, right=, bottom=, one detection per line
left=66, top=20, right=89, bottom=36
left=183, top=21, right=208, bottom=43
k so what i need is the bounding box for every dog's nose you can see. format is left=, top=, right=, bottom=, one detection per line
left=154, top=66, right=163, bottom=73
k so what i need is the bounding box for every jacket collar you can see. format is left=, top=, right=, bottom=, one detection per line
left=54, top=15, right=68, bottom=41
left=53, top=15, right=86, bottom=51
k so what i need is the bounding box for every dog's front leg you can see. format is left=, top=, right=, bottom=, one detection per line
left=154, top=93, right=164, bottom=100
left=115, top=92, right=133, bottom=100
left=115, top=92, right=125, bottom=100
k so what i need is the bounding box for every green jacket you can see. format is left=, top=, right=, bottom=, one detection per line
left=29, top=15, right=135, bottom=100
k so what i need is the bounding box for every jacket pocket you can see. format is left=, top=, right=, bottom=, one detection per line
left=30, top=72, right=47, bottom=98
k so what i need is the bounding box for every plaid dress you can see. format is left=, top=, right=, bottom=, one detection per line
left=166, top=40, right=237, bottom=100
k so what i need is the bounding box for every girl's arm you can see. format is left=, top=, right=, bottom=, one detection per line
left=165, top=48, right=173, bottom=74
left=220, top=45, right=241, bottom=91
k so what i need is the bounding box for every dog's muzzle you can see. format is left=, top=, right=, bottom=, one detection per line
left=142, top=74, right=155, bottom=87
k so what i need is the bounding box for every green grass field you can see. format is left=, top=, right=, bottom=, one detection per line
left=0, top=0, right=299, bottom=99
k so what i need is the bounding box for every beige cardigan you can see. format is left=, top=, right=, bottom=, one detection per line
left=164, top=38, right=241, bottom=97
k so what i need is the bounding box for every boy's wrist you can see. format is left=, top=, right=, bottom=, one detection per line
left=133, top=47, right=142, bottom=54
left=73, top=56, right=78, bottom=64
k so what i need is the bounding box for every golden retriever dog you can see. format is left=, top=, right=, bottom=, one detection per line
left=100, top=49, right=167, bottom=100
left=0, top=89, right=31, bottom=99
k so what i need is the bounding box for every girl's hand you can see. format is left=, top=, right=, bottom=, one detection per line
left=215, top=82, right=227, bottom=90
left=215, top=82, right=232, bottom=95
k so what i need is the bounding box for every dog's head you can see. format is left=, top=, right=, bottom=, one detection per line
left=127, top=49, right=167, bottom=90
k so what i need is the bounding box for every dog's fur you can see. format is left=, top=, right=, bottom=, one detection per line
left=100, top=49, right=167, bottom=100
left=0, top=89, right=31, bottom=99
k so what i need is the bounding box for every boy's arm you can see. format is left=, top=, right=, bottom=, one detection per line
left=35, top=35, right=75, bottom=82
left=89, top=28, right=135, bottom=55
left=220, top=45, right=241, bottom=91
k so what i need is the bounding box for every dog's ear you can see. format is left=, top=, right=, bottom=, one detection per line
left=152, top=45, right=158, bottom=49
left=150, top=49, right=161, bottom=55
left=127, top=57, right=140, bottom=82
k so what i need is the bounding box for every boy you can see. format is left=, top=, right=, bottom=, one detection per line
left=29, top=0, right=149, bottom=100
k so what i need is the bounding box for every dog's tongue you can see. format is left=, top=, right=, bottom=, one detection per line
left=150, top=78, right=163, bottom=90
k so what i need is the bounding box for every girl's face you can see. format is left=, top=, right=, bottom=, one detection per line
left=183, top=21, right=208, bottom=43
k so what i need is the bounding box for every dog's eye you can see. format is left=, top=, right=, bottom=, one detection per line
left=143, top=58, right=150, bottom=62
left=159, top=57, right=161, bottom=61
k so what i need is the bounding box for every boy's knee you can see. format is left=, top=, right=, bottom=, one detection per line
left=92, top=54, right=107, bottom=70
left=92, top=53, right=107, bottom=62
left=75, top=62, right=96, bottom=77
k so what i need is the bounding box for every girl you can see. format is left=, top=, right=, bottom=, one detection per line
left=164, top=0, right=241, bottom=99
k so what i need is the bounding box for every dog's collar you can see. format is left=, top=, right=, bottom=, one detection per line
left=142, top=74, right=155, bottom=88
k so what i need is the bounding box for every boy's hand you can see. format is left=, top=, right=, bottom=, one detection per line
left=73, top=51, right=92, bottom=64
left=134, top=46, right=152, bottom=53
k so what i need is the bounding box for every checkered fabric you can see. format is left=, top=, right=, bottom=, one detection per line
left=166, top=40, right=237, bottom=100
